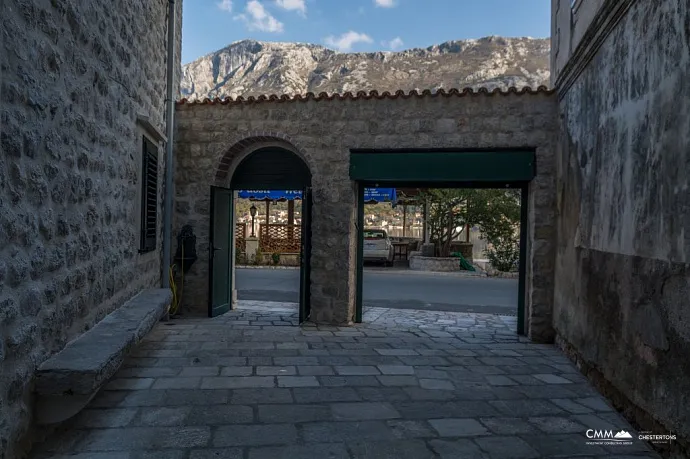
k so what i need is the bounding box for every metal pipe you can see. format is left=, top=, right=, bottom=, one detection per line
left=423, top=199, right=429, bottom=243
left=162, top=0, right=176, bottom=288
left=402, top=204, right=407, bottom=237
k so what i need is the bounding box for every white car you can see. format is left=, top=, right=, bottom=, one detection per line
left=363, top=229, right=394, bottom=266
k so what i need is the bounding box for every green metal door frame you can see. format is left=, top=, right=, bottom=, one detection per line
left=351, top=149, right=536, bottom=335
left=355, top=184, right=365, bottom=323
left=354, top=180, right=529, bottom=333
left=299, top=187, right=313, bottom=323
left=516, top=184, right=529, bottom=335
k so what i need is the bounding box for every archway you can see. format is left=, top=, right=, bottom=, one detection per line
left=209, top=146, right=313, bottom=322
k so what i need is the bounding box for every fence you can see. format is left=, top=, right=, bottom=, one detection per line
left=235, top=223, right=246, bottom=252
left=259, top=224, right=301, bottom=253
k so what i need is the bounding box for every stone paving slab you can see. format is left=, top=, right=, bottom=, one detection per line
left=31, top=302, right=661, bottom=459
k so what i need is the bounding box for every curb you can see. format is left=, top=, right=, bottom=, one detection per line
left=237, top=265, right=518, bottom=279
left=366, top=268, right=488, bottom=278
left=485, top=272, right=520, bottom=279
left=237, top=265, right=299, bottom=270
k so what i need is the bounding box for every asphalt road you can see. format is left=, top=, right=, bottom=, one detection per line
left=236, top=267, right=519, bottom=315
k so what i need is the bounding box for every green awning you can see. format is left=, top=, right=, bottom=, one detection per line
left=350, top=150, right=536, bottom=183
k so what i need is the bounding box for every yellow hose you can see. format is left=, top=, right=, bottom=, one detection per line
left=168, top=243, right=184, bottom=316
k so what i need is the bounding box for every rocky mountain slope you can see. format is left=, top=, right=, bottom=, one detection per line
left=181, top=36, right=550, bottom=100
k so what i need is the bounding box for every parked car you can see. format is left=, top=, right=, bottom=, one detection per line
left=363, top=228, right=394, bottom=266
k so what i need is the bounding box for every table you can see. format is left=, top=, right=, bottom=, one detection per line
left=392, top=242, right=409, bottom=261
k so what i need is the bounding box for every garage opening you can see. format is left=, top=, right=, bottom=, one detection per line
left=350, top=149, right=535, bottom=335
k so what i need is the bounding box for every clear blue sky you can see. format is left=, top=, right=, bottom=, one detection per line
left=182, top=0, right=551, bottom=64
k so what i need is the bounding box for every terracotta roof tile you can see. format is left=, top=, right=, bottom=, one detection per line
left=176, top=86, right=554, bottom=106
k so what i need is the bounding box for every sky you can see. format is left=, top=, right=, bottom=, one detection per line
left=181, top=0, right=552, bottom=64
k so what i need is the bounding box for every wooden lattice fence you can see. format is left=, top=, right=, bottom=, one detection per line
left=259, top=224, right=301, bottom=253
left=235, top=223, right=246, bottom=252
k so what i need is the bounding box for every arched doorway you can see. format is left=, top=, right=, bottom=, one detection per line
left=209, top=146, right=313, bottom=322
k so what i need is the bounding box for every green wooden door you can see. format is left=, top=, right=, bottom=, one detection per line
left=209, top=186, right=233, bottom=317
left=299, top=187, right=313, bottom=323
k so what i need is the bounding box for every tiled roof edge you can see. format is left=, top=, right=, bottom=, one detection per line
left=176, top=86, right=554, bottom=106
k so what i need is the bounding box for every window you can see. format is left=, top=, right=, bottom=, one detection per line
left=364, top=230, right=387, bottom=240
left=140, top=136, right=158, bottom=253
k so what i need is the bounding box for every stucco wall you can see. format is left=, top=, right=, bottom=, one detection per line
left=0, top=1, right=182, bottom=457
left=173, top=90, right=559, bottom=342
left=551, top=0, right=606, bottom=83
left=553, top=0, right=690, bottom=449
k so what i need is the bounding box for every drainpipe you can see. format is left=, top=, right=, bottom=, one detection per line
left=423, top=198, right=429, bottom=243
left=162, top=0, right=176, bottom=289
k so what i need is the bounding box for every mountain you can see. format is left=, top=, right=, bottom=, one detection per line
left=180, top=36, right=551, bottom=100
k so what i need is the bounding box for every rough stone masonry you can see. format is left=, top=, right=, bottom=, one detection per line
left=0, top=1, right=182, bottom=457
left=173, top=89, right=559, bottom=342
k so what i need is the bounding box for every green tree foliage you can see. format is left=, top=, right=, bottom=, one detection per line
left=421, top=189, right=521, bottom=267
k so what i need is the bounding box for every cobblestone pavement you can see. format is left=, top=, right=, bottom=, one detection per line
left=32, top=302, right=659, bottom=459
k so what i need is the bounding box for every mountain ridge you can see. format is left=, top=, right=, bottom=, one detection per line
left=181, top=36, right=551, bottom=100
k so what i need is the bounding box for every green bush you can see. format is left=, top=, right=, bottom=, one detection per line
left=484, top=233, right=519, bottom=272
left=271, top=252, right=280, bottom=265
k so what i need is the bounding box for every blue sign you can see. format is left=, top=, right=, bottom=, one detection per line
left=237, top=190, right=303, bottom=200
left=363, top=188, right=397, bottom=202
left=237, top=188, right=397, bottom=203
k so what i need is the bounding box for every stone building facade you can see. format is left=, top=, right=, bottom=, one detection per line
left=552, top=0, right=690, bottom=453
left=0, top=1, right=182, bottom=457
left=1, top=0, right=686, bottom=456
left=173, top=89, right=559, bottom=342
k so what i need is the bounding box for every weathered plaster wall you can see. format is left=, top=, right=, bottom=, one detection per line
left=554, top=0, right=690, bottom=450
left=174, top=91, right=559, bottom=342
left=551, top=0, right=605, bottom=84
left=0, top=1, right=182, bottom=457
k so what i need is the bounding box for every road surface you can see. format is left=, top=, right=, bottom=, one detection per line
left=236, top=267, right=519, bottom=315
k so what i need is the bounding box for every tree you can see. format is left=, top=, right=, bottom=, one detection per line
left=421, top=189, right=521, bottom=264
left=422, top=189, right=471, bottom=257
left=476, top=189, right=521, bottom=271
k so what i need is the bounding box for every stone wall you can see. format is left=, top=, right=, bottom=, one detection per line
left=0, top=1, right=183, bottom=457
left=409, top=256, right=461, bottom=272
left=174, top=90, right=559, bottom=342
left=553, top=0, right=690, bottom=453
